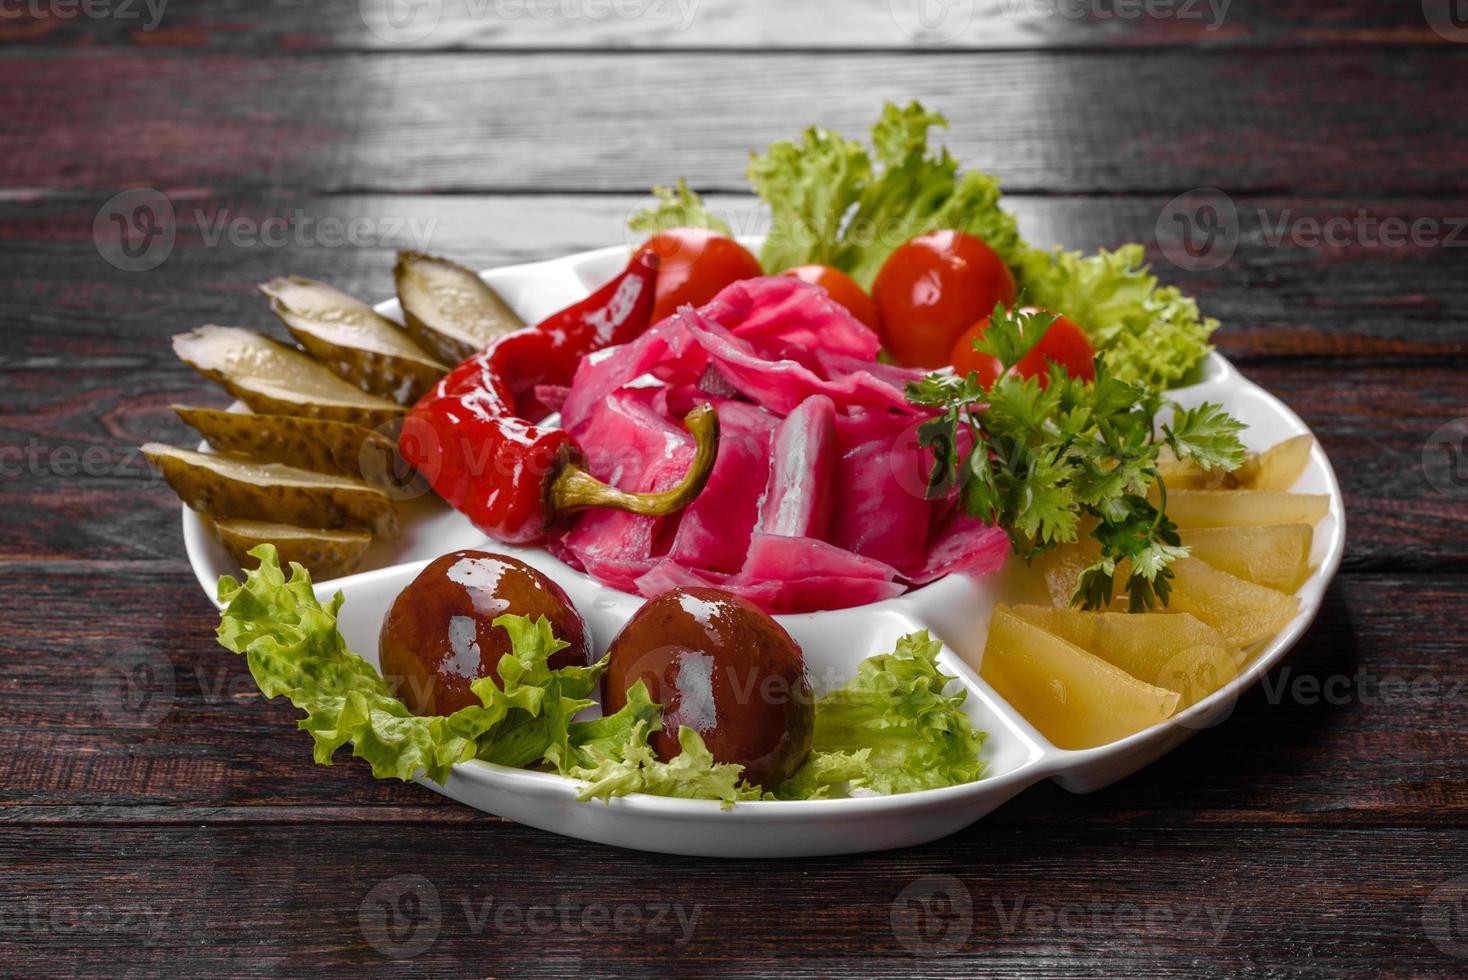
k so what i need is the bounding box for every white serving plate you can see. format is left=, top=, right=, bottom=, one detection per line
left=183, top=243, right=1347, bottom=858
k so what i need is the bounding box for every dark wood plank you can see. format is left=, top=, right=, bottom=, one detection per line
left=3, top=565, right=1464, bottom=826
left=1, top=0, right=1455, bottom=50
left=3, top=49, right=1466, bottom=193
left=4, top=193, right=1467, bottom=352
left=0, top=823, right=1461, bottom=975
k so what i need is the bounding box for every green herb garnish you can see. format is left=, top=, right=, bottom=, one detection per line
left=907, top=307, right=1247, bottom=611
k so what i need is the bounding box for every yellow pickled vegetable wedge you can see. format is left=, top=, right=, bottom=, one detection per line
left=1156, top=435, right=1315, bottom=492
left=1234, top=434, right=1313, bottom=491
left=1182, top=524, right=1313, bottom=593
left=1008, top=606, right=1239, bottom=707
left=1164, top=489, right=1329, bottom=530
left=174, top=326, right=406, bottom=431
left=211, top=519, right=371, bottom=581
left=143, top=443, right=399, bottom=537
left=261, top=276, right=447, bottom=405
left=981, top=607, right=1180, bottom=750
left=1166, top=557, right=1299, bottom=649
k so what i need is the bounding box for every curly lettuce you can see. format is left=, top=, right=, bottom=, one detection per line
left=632, top=100, right=1216, bottom=390
left=776, top=630, right=986, bottom=798
left=216, top=548, right=986, bottom=804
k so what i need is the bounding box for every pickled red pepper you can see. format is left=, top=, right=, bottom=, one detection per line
left=399, top=250, right=720, bottom=544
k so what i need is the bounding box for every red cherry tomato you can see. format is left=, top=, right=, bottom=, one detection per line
left=871, top=230, right=1017, bottom=369
left=949, top=309, right=1096, bottom=387
left=780, top=264, right=881, bottom=333
left=637, top=228, right=764, bottom=324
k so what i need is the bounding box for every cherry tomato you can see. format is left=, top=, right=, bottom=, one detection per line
left=637, top=228, right=764, bottom=323
left=871, top=230, right=1017, bottom=369
left=780, top=264, right=881, bottom=332
left=949, top=308, right=1097, bottom=387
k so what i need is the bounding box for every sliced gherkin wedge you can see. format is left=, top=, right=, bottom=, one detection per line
left=260, top=276, right=447, bottom=405
left=394, top=251, right=524, bottom=364
left=210, top=518, right=373, bottom=581
left=173, top=406, right=400, bottom=485
left=173, top=326, right=406, bottom=431
left=143, top=443, right=399, bottom=537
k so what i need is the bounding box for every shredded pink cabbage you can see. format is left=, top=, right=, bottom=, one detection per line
left=549, top=276, right=1008, bottom=612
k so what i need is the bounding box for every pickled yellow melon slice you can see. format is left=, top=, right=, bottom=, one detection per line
left=1007, top=606, right=1239, bottom=707
left=1234, top=434, right=1313, bottom=492
left=980, top=607, right=1180, bottom=750
left=1164, top=490, right=1329, bottom=529
left=1166, top=557, right=1299, bottom=650
left=1183, top=524, right=1313, bottom=593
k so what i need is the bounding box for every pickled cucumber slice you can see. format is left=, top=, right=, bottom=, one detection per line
left=173, top=406, right=399, bottom=484
left=174, top=326, right=406, bottom=430
left=143, top=443, right=399, bottom=537
left=394, top=251, right=524, bottom=364
left=261, top=276, right=447, bottom=405
left=210, top=518, right=372, bottom=581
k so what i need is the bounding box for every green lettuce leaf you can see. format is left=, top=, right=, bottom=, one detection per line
left=780, top=630, right=986, bottom=796
left=215, top=545, right=602, bottom=785
left=1016, top=244, right=1217, bottom=390
left=627, top=178, right=732, bottom=238
left=745, top=102, right=1022, bottom=287
left=748, top=123, right=871, bottom=273
left=557, top=683, right=759, bottom=808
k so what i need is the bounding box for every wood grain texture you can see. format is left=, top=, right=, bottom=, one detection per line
left=3, top=49, right=1466, bottom=193
left=0, top=824, right=1462, bottom=975
left=2, top=11, right=1466, bottom=974
left=0, top=0, right=1454, bottom=50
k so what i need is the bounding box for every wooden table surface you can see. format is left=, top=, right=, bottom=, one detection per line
left=4, top=1, right=1468, bottom=974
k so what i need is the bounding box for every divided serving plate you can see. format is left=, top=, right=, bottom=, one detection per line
left=182, top=244, right=1347, bottom=858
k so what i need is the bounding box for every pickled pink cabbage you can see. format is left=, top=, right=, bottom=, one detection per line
left=549, top=276, right=1007, bottom=612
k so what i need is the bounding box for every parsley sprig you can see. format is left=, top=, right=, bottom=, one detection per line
left=907, top=307, right=1247, bottom=611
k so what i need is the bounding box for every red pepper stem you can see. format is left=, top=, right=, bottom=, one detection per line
left=549, top=404, right=721, bottom=518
